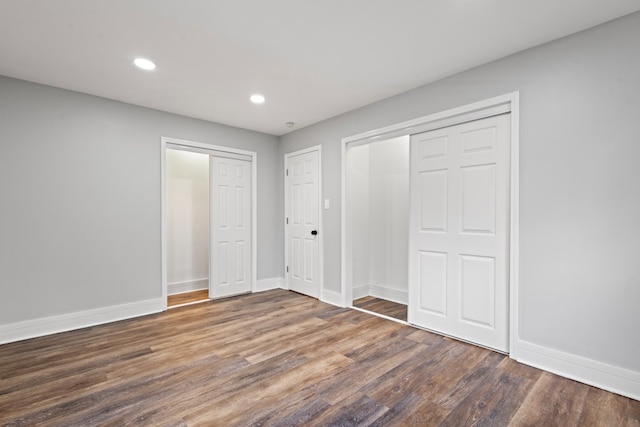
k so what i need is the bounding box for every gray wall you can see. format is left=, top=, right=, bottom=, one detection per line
left=0, top=76, right=280, bottom=324
left=280, top=12, right=640, bottom=373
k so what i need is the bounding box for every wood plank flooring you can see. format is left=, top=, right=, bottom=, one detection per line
left=1, top=289, right=638, bottom=426
left=167, top=289, right=209, bottom=307
left=354, top=296, right=408, bottom=322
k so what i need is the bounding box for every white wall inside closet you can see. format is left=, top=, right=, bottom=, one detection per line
left=349, top=136, right=410, bottom=304
left=166, top=149, right=210, bottom=295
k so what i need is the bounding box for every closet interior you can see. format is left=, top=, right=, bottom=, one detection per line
left=348, top=135, right=410, bottom=321
left=166, top=148, right=210, bottom=307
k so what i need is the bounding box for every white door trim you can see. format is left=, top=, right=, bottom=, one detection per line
left=160, top=136, right=258, bottom=309
left=341, top=92, right=520, bottom=358
left=284, top=145, right=324, bottom=300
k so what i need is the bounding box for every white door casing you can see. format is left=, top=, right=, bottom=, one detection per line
left=285, top=149, right=321, bottom=298
left=210, top=156, right=252, bottom=298
left=408, top=114, right=510, bottom=352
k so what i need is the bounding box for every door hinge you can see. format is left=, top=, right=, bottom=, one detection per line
left=286, top=266, right=289, bottom=273
left=286, top=169, right=289, bottom=176
left=286, top=217, right=289, bottom=224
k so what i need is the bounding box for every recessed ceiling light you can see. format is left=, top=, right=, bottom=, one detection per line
left=250, top=94, right=265, bottom=104
left=134, top=58, right=156, bottom=71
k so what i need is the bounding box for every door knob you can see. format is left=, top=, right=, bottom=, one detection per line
left=311, top=230, right=318, bottom=236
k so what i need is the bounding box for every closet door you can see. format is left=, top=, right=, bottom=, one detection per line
left=408, top=114, right=510, bottom=351
left=210, top=157, right=251, bottom=298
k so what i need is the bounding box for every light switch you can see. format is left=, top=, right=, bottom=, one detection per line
left=324, top=199, right=330, bottom=209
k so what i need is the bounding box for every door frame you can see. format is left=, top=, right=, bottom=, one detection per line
left=160, top=136, right=258, bottom=310
left=284, top=145, right=324, bottom=300
left=341, top=92, right=520, bottom=358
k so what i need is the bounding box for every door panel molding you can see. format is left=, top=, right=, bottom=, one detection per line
left=284, top=145, right=323, bottom=300
left=409, top=114, right=510, bottom=352
left=210, top=156, right=252, bottom=298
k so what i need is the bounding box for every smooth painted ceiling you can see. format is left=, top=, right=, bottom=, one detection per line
left=1, top=1, right=639, bottom=135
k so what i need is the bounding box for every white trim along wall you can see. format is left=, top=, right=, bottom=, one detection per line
left=167, top=279, right=209, bottom=296
left=0, top=276, right=287, bottom=345
left=0, top=298, right=165, bottom=345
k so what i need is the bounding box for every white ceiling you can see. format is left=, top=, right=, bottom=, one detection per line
left=1, top=1, right=639, bottom=136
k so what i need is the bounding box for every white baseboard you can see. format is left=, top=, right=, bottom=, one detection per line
left=369, top=284, right=408, bottom=305
left=0, top=298, right=165, bottom=345
left=255, top=277, right=286, bottom=292
left=516, top=340, right=640, bottom=401
left=168, top=278, right=208, bottom=295
left=353, top=283, right=408, bottom=305
left=352, top=284, right=369, bottom=300
left=321, top=288, right=344, bottom=307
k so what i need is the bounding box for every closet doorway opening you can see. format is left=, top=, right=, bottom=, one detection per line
left=165, top=148, right=211, bottom=307
left=342, top=92, right=519, bottom=354
left=161, top=137, right=257, bottom=309
left=347, top=135, right=410, bottom=322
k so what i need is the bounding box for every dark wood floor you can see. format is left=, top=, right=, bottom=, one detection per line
left=1, top=290, right=638, bottom=426
left=167, top=289, right=209, bottom=307
left=354, top=296, right=408, bottom=322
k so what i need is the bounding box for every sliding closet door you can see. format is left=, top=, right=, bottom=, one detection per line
left=408, top=114, right=510, bottom=351
left=210, top=156, right=252, bottom=298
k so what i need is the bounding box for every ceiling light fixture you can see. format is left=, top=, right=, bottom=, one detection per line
left=134, top=58, right=156, bottom=71
left=250, top=94, right=265, bottom=104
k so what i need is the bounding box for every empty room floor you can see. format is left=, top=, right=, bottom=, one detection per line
left=0, top=290, right=638, bottom=425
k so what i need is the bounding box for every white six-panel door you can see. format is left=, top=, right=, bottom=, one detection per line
left=408, top=114, right=510, bottom=352
left=210, top=156, right=252, bottom=298
left=286, top=150, right=320, bottom=298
